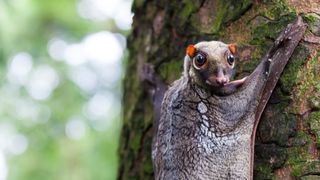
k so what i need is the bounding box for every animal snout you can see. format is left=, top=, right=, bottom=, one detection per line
left=215, top=77, right=227, bottom=85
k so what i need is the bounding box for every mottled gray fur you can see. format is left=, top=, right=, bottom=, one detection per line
left=153, top=49, right=266, bottom=179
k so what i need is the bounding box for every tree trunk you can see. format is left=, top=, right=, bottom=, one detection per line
left=119, top=0, right=320, bottom=179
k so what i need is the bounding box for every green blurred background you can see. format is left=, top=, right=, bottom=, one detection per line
left=0, top=0, right=132, bottom=179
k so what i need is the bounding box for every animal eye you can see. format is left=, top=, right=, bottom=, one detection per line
left=227, top=54, right=235, bottom=65
left=194, top=53, right=207, bottom=67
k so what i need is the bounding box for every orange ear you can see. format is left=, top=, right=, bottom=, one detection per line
left=228, top=44, right=236, bottom=54
left=186, top=44, right=196, bottom=58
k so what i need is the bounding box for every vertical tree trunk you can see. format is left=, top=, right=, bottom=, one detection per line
left=119, top=0, right=320, bottom=179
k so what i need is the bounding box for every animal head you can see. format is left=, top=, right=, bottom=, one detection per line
left=185, top=41, right=241, bottom=94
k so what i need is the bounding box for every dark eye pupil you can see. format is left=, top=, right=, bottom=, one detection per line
left=228, top=54, right=234, bottom=64
left=196, top=54, right=205, bottom=65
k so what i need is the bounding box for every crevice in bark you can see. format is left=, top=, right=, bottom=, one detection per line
left=128, top=124, right=153, bottom=175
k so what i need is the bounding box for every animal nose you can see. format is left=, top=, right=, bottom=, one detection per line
left=216, top=77, right=227, bottom=85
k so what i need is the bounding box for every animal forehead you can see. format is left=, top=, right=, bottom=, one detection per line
left=195, top=41, right=228, bottom=59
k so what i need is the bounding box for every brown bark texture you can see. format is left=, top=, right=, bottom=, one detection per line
left=120, top=0, right=320, bottom=179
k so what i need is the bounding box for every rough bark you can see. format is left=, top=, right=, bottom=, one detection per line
left=120, top=0, right=320, bottom=179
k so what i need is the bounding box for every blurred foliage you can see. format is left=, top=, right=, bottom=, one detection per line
left=0, top=0, right=127, bottom=179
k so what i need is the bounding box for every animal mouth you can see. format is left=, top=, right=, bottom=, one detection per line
left=206, top=77, right=247, bottom=89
